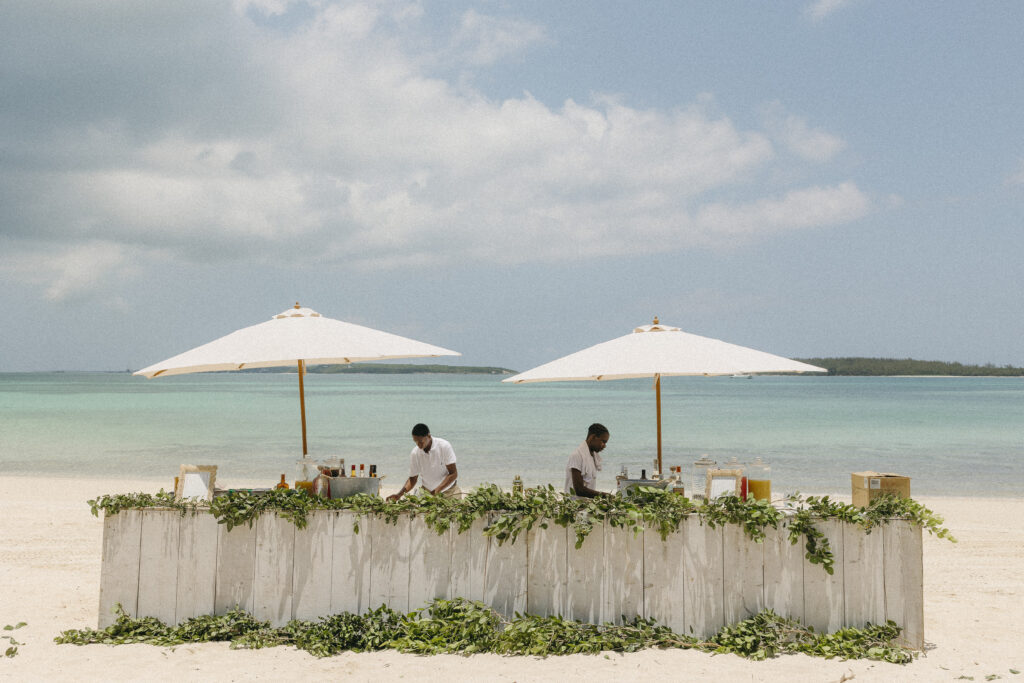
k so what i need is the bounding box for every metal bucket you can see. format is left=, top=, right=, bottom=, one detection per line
left=328, top=476, right=381, bottom=499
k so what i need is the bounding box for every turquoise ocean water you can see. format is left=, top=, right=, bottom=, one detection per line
left=1, top=372, right=1021, bottom=496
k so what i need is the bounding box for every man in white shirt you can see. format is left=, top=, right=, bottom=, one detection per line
left=565, top=423, right=611, bottom=498
left=386, top=423, right=460, bottom=501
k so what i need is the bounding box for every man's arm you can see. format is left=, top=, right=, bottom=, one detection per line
left=430, top=463, right=457, bottom=495
left=571, top=468, right=608, bottom=498
left=386, top=474, right=419, bottom=502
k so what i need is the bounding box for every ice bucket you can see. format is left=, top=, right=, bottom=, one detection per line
left=328, top=476, right=382, bottom=499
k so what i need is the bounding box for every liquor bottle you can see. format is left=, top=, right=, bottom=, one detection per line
left=359, top=464, right=365, bottom=477
left=369, top=464, right=377, bottom=478
left=351, top=464, right=356, bottom=478
left=275, top=474, right=289, bottom=490
left=512, top=475, right=523, bottom=495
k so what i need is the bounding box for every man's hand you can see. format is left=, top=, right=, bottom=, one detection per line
left=387, top=475, right=418, bottom=503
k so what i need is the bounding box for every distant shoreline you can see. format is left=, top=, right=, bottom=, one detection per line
left=7, top=357, right=1024, bottom=376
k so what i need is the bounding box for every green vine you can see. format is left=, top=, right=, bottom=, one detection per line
left=88, top=486, right=955, bottom=574
left=55, top=599, right=914, bottom=662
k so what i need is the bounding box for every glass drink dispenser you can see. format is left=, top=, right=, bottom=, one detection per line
left=691, top=454, right=717, bottom=500
left=746, top=457, right=771, bottom=501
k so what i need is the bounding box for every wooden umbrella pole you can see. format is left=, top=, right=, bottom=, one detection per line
left=655, top=373, right=662, bottom=475
left=298, top=359, right=308, bottom=456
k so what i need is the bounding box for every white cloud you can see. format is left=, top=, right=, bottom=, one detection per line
left=0, top=1, right=869, bottom=300
left=805, top=0, right=856, bottom=21
left=451, top=9, right=547, bottom=66
left=761, top=101, right=846, bottom=162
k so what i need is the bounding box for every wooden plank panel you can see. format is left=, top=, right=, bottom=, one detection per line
left=681, top=517, right=725, bottom=639
left=604, top=524, right=644, bottom=624
left=330, top=511, right=373, bottom=615
left=367, top=514, right=411, bottom=613
left=175, top=511, right=219, bottom=626
left=449, top=517, right=487, bottom=603
left=723, top=523, right=765, bottom=624
left=883, top=520, right=924, bottom=650
left=253, top=513, right=296, bottom=626
left=802, top=519, right=845, bottom=634
left=843, top=524, right=885, bottom=627
left=215, top=521, right=256, bottom=615
left=642, top=523, right=687, bottom=633
left=98, top=509, right=143, bottom=627
left=566, top=520, right=605, bottom=624
left=408, top=517, right=452, bottom=611
left=292, top=510, right=334, bottom=621
left=175, top=511, right=219, bottom=624
left=137, top=510, right=180, bottom=624
left=483, top=513, right=528, bottom=617
left=526, top=522, right=568, bottom=617
left=763, top=520, right=804, bottom=623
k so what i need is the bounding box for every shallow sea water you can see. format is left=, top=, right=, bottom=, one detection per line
left=1, top=372, right=1021, bottom=496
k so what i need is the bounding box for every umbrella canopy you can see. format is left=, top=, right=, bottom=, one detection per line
left=135, top=303, right=460, bottom=455
left=503, top=318, right=825, bottom=472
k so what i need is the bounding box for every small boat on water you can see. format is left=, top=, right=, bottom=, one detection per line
left=731, top=373, right=752, bottom=379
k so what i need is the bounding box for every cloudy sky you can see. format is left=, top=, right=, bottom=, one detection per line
left=1, top=0, right=1022, bottom=371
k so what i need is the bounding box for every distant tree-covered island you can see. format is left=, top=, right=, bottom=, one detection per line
left=251, top=363, right=515, bottom=375
left=794, top=357, right=1024, bottom=376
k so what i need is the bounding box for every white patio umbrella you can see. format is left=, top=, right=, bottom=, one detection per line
left=135, top=303, right=460, bottom=455
left=503, top=318, right=825, bottom=474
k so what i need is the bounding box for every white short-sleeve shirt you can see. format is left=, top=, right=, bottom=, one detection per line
left=564, top=441, right=602, bottom=494
left=409, top=436, right=456, bottom=493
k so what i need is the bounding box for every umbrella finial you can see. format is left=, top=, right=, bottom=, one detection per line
left=294, top=302, right=301, bottom=309
left=653, top=316, right=659, bottom=325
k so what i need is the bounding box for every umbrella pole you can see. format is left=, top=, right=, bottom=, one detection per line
left=298, top=359, right=308, bottom=456
left=655, top=373, right=662, bottom=474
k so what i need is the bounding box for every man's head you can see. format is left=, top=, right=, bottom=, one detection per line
left=585, top=423, right=609, bottom=453
left=411, top=423, right=432, bottom=451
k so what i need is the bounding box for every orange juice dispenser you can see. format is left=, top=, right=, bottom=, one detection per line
left=294, top=457, right=319, bottom=494
left=747, top=457, right=771, bottom=501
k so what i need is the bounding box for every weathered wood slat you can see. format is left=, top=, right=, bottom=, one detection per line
left=408, top=516, right=451, bottom=611
left=215, top=521, right=256, bottom=615
left=803, top=519, right=845, bottom=633
left=483, top=513, right=528, bottom=616
left=723, top=523, right=765, bottom=624
left=330, top=511, right=372, bottom=614
left=883, top=520, right=924, bottom=649
left=176, top=511, right=219, bottom=624
left=526, top=522, right=568, bottom=617
left=643, top=523, right=687, bottom=633
left=449, top=517, right=487, bottom=603
left=763, top=520, right=804, bottom=623
left=253, top=514, right=296, bottom=626
left=98, top=509, right=143, bottom=628
left=843, top=523, right=885, bottom=627
left=604, top=524, right=644, bottom=624
left=565, top=518, right=604, bottom=623
left=137, top=510, right=180, bottom=624
left=292, top=510, right=334, bottom=621
left=367, top=514, right=411, bottom=613
left=682, top=516, right=725, bottom=639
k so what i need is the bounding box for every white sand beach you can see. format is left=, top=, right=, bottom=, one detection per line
left=1, top=475, right=1021, bottom=682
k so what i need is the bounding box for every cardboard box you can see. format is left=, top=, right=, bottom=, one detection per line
left=851, top=471, right=911, bottom=507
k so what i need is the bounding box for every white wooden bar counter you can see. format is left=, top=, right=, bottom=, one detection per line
left=99, top=510, right=924, bottom=648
